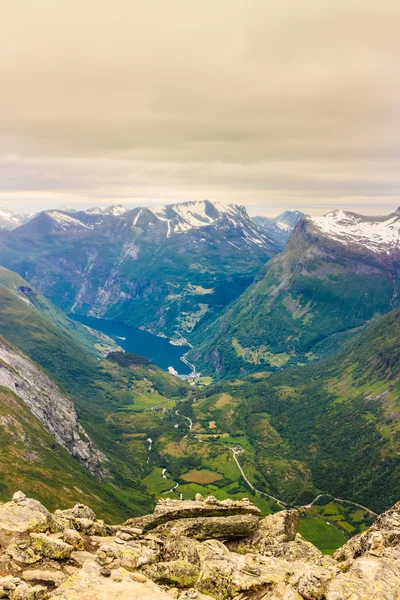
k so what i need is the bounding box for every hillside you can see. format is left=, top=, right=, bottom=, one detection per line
left=0, top=267, right=192, bottom=519
left=190, top=208, right=400, bottom=377
left=209, top=307, right=400, bottom=514
left=0, top=200, right=280, bottom=340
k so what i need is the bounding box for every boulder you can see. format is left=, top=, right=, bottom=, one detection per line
left=5, top=544, right=41, bottom=565
left=143, top=561, right=200, bottom=588
left=29, top=534, right=74, bottom=560
left=0, top=496, right=56, bottom=534
left=326, top=547, right=400, bottom=599
left=152, top=514, right=259, bottom=541
left=126, top=498, right=260, bottom=533
left=61, top=530, right=84, bottom=550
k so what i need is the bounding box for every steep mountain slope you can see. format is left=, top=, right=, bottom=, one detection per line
left=0, top=200, right=280, bottom=339
left=0, top=267, right=120, bottom=358
left=237, top=306, right=400, bottom=513
left=190, top=208, right=400, bottom=377
left=252, top=210, right=306, bottom=244
left=0, top=267, right=190, bottom=519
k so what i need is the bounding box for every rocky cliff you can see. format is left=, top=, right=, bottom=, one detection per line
left=0, top=339, right=107, bottom=476
left=0, top=492, right=398, bottom=599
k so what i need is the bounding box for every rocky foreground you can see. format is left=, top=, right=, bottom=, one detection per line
left=0, top=492, right=399, bottom=599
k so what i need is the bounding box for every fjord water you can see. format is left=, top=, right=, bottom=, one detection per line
left=70, top=314, right=191, bottom=374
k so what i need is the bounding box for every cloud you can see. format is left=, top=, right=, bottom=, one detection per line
left=1, top=0, right=400, bottom=214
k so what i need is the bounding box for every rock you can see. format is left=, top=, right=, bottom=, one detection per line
left=130, top=572, right=147, bottom=583
left=259, top=510, right=299, bottom=543
left=55, top=505, right=96, bottom=521
left=27, top=586, right=48, bottom=600
left=62, top=529, right=84, bottom=550
left=0, top=497, right=56, bottom=533
left=30, top=534, right=73, bottom=560
left=153, top=514, right=259, bottom=541
left=0, top=494, right=399, bottom=599
left=126, top=498, right=260, bottom=533
left=334, top=500, right=400, bottom=562
left=70, top=551, right=94, bottom=566
left=9, top=581, right=29, bottom=600
left=5, top=545, right=41, bottom=565
left=12, top=492, right=26, bottom=504
left=70, top=518, right=106, bottom=536
left=326, top=547, right=400, bottom=599
left=143, top=561, right=200, bottom=588
left=22, top=570, right=66, bottom=586
left=47, top=561, right=173, bottom=599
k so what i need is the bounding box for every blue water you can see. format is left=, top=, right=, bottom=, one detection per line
left=70, top=314, right=191, bottom=375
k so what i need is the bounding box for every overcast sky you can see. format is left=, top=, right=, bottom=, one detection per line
left=1, top=0, right=400, bottom=216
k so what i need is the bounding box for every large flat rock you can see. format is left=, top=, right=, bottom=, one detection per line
left=126, top=498, right=260, bottom=532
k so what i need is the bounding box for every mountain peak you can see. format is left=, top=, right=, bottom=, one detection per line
left=146, top=199, right=249, bottom=236
left=86, top=204, right=128, bottom=216
left=308, top=209, right=400, bottom=253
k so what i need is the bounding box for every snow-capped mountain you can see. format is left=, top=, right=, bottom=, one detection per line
left=191, top=206, right=400, bottom=377
left=86, top=204, right=129, bottom=216
left=0, top=207, right=35, bottom=230
left=129, top=200, right=277, bottom=248
left=308, top=208, right=400, bottom=254
left=0, top=199, right=281, bottom=339
left=252, top=210, right=306, bottom=245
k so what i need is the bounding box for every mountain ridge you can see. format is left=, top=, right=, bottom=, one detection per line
left=0, top=199, right=281, bottom=339
left=189, top=207, right=400, bottom=376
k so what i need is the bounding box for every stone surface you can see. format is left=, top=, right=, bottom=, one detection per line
left=334, top=500, right=400, bottom=562
left=143, top=561, right=200, bottom=588
left=126, top=498, right=260, bottom=533
left=47, top=561, right=172, bottom=599
left=326, top=547, right=400, bottom=599
left=0, top=493, right=399, bottom=600
left=153, top=514, right=259, bottom=541
left=0, top=497, right=56, bottom=533
left=30, top=535, right=73, bottom=560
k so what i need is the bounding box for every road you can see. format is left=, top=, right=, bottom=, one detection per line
left=176, top=409, right=193, bottom=433
left=301, top=493, right=378, bottom=517
left=152, top=403, right=378, bottom=518
left=229, top=447, right=288, bottom=508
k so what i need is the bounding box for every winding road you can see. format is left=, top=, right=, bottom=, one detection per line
left=151, top=402, right=378, bottom=518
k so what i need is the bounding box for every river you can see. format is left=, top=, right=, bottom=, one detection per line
left=70, top=314, right=191, bottom=375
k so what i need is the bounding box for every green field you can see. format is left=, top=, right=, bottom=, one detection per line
left=298, top=518, right=348, bottom=555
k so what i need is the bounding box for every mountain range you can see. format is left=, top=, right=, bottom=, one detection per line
left=0, top=200, right=280, bottom=339
left=0, top=199, right=400, bottom=566
left=252, top=210, right=306, bottom=244
left=189, top=207, right=400, bottom=377
left=0, top=206, right=35, bottom=230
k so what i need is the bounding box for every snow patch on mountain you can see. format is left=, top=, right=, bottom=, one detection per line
left=309, top=209, right=400, bottom=253
left=86, top=204, right=128, bottom=216
left=0, top=207, right=35, bottom=230
left=47, top=211, right=94, bottom=232
left=148, top=200, right=245, bottom=236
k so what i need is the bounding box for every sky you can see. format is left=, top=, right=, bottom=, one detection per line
left=1, top=0, right=400, bottom=217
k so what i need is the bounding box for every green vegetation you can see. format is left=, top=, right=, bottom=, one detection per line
left=190, top=228, right=397, bottom=378
left=0, top=267, right=191, bottom=520
left=298, top=518, right=347, bottom=555
left=0, top=206, right=278, bottom=340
